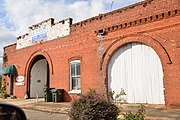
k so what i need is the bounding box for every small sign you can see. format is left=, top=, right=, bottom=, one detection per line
left=16, top=76, right=24, bottom=82
left=16, top=82, right=24, bottom=86
left=16, top=76, right=25, bottom=86
left=32, top=26, right=47, bottom=42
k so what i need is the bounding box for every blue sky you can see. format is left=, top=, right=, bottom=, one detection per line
left=0, top=0, right=143, bottom=74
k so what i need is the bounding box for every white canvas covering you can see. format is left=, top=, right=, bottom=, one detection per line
left=30, top=59, right=47, bottom=98
left=108, top=42, right=165, bottom=104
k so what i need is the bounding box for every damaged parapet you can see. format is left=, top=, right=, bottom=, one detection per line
left=16, top=18, right=73, bottom=49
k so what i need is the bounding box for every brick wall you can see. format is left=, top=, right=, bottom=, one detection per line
left=2, top=0, right=180, bottom=109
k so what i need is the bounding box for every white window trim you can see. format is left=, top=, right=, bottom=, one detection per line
left=70, top=60, right=80, bottom=63
left=68, top=90, right=81, bottom=94
left=69, top=60, right=81, bottom=93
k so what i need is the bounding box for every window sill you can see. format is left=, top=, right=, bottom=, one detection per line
left=68, top=90, right=81, bottom=94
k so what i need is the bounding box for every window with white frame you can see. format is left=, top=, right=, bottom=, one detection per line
left=70, top=60, right=81, bottom=92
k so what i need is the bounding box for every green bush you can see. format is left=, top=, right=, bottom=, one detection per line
left=0, top=87, right=8, bottom=99
left=69, top=92, right=119, bottom=120
left=0, top=75, right=2, bottom=89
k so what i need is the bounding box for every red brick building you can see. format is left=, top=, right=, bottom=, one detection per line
left=2, top=0, right=180, bottom=109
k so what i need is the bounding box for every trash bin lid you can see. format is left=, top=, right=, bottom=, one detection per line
left=51, top=89, right=57, bottom=93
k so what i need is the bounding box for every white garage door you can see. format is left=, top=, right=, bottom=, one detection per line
left=30, top=59, right=47, bottom=98
left=108, top=42, right=165, bottom=104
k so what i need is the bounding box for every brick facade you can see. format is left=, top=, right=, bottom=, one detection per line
left=2, top=0, right=180, bottom=109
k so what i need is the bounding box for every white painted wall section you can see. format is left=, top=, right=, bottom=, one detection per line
left=16, top=18, right=72, bottom=49
left=47, top=19, right=71, bottom=40
left=108, top=42, right=165, bottom=104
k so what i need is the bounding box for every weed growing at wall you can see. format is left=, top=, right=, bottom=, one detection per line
left=0, top=87, right=8, bottom=99
left=117, top=105, right=146, bottom=120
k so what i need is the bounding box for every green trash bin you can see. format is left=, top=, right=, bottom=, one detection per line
left=51, top=89, right=64, bottom=102
left=44, top=88, right=54, bottom=102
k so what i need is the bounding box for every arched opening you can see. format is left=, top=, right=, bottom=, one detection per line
left=108, top=42, right=165, bottom=104
left=27, top=55, right=50, bottom=98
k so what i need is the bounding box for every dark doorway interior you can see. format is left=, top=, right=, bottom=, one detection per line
left=10, top=75, right=14, bottom=95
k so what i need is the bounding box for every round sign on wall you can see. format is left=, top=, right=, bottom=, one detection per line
left=16, top=76, right=24, bottom=82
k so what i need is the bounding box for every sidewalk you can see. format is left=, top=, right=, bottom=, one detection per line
left=23, top=101, right=70, bottom=114
left=0, top=98, right=70, bottom=114
left=120, top=104, right=180, bottom=120
left=0, top=98, right=180, bottom=119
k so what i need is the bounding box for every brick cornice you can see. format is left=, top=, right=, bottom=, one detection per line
left=95, top=9, right=180, bottom=35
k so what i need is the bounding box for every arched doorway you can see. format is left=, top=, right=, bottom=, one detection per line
left=28, top=55, right=50, bottom=98
left=108, top=42, right=165, bottom=104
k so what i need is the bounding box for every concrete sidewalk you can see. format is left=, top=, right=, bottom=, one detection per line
left=0, top=98, right=180, bottom=119
left=23, top=101, right=70, bottom=114
left=120, top=104, right=180, bottom=120
left=0, top=98, right=70, bottom=114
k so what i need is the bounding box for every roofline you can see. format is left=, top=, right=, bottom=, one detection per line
left=72, top=0, right=152, bottom=26
left=4, top=43, right=17, bottom=49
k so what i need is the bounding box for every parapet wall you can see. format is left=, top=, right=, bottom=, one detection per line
left=16, top=18, right=72, bottom=49
left=71, top=0, right=179, bottom=33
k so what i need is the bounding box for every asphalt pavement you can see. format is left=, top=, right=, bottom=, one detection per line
left=24, top=109, right=68, bottom=120
left=0, top=98, right=180, bottom=120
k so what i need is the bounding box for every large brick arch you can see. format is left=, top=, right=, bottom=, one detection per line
left=24, top=50, right=53, bottom=77
left=101, top=33, right=172, bottom=71
left=101, top=33, right=172, bottom=105
left=24, top=50, right=53, bottom=93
